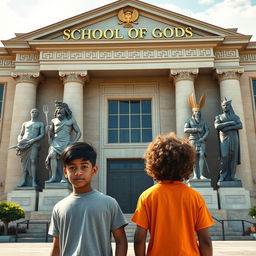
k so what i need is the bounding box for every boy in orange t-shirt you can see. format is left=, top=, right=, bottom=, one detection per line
left=132, top=132, right=214, bottom=256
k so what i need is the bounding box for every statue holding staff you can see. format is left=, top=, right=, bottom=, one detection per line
left=184, top=93, right=209, bottom=179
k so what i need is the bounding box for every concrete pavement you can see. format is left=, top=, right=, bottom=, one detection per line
left=0, top=241, right=255, bottom=255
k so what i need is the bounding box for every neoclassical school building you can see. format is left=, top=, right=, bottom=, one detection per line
left=0, top=0, right=256, bottom=213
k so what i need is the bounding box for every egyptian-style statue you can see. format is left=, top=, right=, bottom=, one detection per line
left=45, top=101, right=81, bottom=183
left=214, top=98, right=242, bottom=181
left=184, top=93, right=209, bottom=179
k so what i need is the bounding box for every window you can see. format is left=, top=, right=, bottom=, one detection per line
left=108, top=100, right=152, bottom=143
left=0, top=85, right=4, bottom=118
left=253, top=80, right=256, bottom=107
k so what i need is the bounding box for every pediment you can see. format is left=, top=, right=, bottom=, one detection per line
left=5, top=0, right=248, bottom=43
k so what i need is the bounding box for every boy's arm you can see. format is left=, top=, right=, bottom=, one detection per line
left=112, top=225, right=127, bottom=256
left=134, top=225, right=147, bottom=256
left=50, top=236, right=60, bottom=256
left=197, top=227, right=212, bottom=256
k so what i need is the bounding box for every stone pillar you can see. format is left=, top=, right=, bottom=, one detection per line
left=215, top=68, right=254, bottom=190
left=59, top=71, right=89, bottom=141
left=170, top=69, right=198, bottom=137
left=5, top=72, right=40, bottom=193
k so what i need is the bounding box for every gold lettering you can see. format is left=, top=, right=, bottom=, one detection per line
left=103, top=29, right=114, bottom=39
left=128, top=28, right=139, bottom=39
left=139, top=28, right=148, bottom=39
left=92, top=29, right=103, bottom=39
left=185, top=27, right=193, bottom=38
left=174, top=27, right=185, bottom=38
left=63, top=29, right=71, bottom=40
left=71, top=29, right=81, bottom=40
left=81, top=29, right=91, bottom=39
left=114, top=29, right=124, bottom=39
left=152, top=28, right=162, bottom=38
left=163, top=27, right=174, bottom=38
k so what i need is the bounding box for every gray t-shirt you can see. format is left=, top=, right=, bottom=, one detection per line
left=48, top=189, right=128, bottom=256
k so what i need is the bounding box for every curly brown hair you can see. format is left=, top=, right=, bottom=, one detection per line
left=144, top=132, right=196, bottom=182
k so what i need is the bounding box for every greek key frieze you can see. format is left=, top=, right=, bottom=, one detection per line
left=16, top=53, right=39, bottom=62
left=0, top=59, right=15, bottom=68
left=240, top=53, right=256, bottom=63
left=40, top=48, right=213, bottom=61
left=215, top=50, right=239, bottom=59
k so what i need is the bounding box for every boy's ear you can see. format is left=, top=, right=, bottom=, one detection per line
left=63, top=167, right=68, bottom=178
left=92, top=166, right=99, bottom=176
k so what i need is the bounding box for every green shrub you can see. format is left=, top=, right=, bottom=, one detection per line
left=248, top=206, right=256, bottom=219
left=0, top=202, right=25, bottom=235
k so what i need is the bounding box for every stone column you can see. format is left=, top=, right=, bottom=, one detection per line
left=59, top=71, right=89, bottom=141
left=5, top=72, right=40, bottom=193
left=215, top=68, right=254, bottom=190
left=170, top=69, right=198, bottom=137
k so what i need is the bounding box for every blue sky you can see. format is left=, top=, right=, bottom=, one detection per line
left=0, top=0, right=256, bottom=46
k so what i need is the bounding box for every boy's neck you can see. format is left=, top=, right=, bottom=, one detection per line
left=72, top=185, right=93, bottom=194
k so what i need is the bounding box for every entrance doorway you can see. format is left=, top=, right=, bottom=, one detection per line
left=107, top=159, right=153, bottom=213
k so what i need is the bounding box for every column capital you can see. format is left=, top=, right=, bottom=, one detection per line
left=170, top=69, right=199, bottom=83
left=59, top=71, right=89, bottom=85
left=11, top=71, right=41, bottom=85
left=215, top=68, right=244, bottom=83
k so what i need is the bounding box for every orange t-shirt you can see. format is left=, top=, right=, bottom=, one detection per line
left=132, top=181, right=214, bottom=256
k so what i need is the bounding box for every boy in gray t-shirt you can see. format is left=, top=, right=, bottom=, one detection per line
left=48, top=142, right=128, bottom=256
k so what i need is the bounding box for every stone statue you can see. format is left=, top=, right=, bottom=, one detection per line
left=9, top=108, right=44, bottom=187
left=184, top=93, right=209, bottom=179
left=45, top=101, right=81, bottom=183
left=214, top=98, right=242, bottom=181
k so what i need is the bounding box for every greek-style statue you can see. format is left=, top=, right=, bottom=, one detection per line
left=184, top=93, right=209, bottom=179
left=214, top=98, right=242, bottom=181
left=9, top=108, right=44, bottom=187
left=45, top=101, right=81, bottom=183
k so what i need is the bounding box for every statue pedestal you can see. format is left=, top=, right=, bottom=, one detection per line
left=38, top=183, right=71, bottom=211
left=7, top=188, right=38, bottom=211
left=218, top=187, right=251, bottom=210
left=189, top=179, right=218, bottom=210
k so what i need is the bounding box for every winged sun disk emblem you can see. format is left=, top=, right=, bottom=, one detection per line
left=118, top=8, right=139, bottom=28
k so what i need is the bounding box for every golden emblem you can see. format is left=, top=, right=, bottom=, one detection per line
left=118, top=8, right=139, bottom=28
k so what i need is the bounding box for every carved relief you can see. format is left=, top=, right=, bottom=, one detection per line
left=59, top=71, right=89, bottom=84
left=0, top=59, right=15, bottom=68
left=11, top=72, right=40, bottom=84
left=240, top=53, right=256, bottom=63
left=16, top=54, right=40, bottom=62
left=40, top=48, right=213, bottom=61
left=215, top=50, right=239, bottom=59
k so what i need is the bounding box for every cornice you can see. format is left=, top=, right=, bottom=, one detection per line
left=170, top=68, right=199, bottom=83
left=59, top=71, right=89, bottom=84
left=11, top=71, right=41, bottom=85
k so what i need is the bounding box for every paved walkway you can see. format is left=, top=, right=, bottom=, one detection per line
left=0, top=241, right=255, bottom=255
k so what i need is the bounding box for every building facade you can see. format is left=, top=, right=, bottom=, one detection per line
left=0, top=0, right=256, bottom=212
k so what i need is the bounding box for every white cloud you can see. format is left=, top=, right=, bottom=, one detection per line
left=0, top=0, right=114, bottom=43
left=197, top=0, right=214, bottom=4
left=160, top=0, right=256, bottom=40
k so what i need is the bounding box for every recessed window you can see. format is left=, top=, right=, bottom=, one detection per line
left=0, top=85, right=4, bottom=118
left=108, top=100, right=152, bottom=143
left=252, top=80, right=256, bottom=107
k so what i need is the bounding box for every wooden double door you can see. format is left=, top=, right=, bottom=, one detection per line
left=107, top=159, right=153, bottom=213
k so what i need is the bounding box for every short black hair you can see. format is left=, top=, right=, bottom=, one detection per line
left=60, top=142, right=97, bottom=166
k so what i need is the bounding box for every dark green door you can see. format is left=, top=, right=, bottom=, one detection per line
left=107, top=159, right=153, bottom=213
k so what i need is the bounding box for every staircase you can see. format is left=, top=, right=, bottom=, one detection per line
left=15, top=212, right=255, bottom=242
